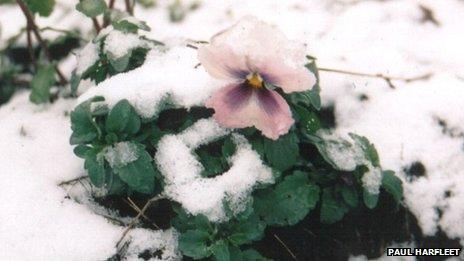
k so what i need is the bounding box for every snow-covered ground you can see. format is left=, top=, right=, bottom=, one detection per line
left=1, top=0, right=464, bottom=259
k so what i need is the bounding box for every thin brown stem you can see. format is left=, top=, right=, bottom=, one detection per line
left=26, top=22, right=37, bottom=71
left=124, top=0, right=134, bottom=15
left=109, top=0, right=116, bottom=9
left=274, top=234, right=297, bottom=260
left=58, top=175, right=89, bottom=186
left=116, top=194, right=165, bottom=248
left=318, top=67, right=432, bottom=89
left=125, top=197, right=160, bottom=229
left=16, top=0, right=68, bottom=85
left=92, top=17, right=102, bottom=34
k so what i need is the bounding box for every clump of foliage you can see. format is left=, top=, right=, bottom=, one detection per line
left=70, top=55, right=403, bottom=260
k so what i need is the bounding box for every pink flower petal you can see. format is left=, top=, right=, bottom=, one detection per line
left=198, top=44, right=249, bottom=81
left=257, top=56, right=317, bottom=93
left=206, top=83, right=294, bottom=140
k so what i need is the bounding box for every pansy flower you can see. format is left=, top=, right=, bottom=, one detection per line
left=198, top=16, right=316, bottom=140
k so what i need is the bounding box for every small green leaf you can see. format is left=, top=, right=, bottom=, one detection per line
left=24, top=0, right=55, bottom=17
left=222, top=136, right=236, bottom=158
left=105, top=99, right=141, bottom=136
left=113, top=146, right=156, bottom=194
left=70, top=97, right=103, bottom=144
left=211, top=240, right=230, bottom=261
left=254, top=171, right=320, bottom=226
left=29, top=65, right=55, bottom=104
left=341, top=185, right=359, bottom=208
left=242, top=249, right=267, bottom=261
left=76, top=0, right=107, bottom=18
left=294, top=104, right=321, bottom=134
left=112, top=18, right=151, bottom=33
left=109, top=51, right=131, bottom=72
left=74, top=144, right=91, bottom=158
left=381, top=170, right=403, bottom=203
left=349, top=133, right=380, bottom=167
left=263, top=132, right=299, bottom=171
left=320, top=187, right=349, bottom=224
left=363, top=189, right=379, bottom=209
left=84, top=149, right=105, bottom=187
left=70, top=72, right=81, bottom=96
left=178, top=229, right=211, bottom=259
left=305, top=57, right=321, bottom=110
left=228, top=214, right=265, bottom=245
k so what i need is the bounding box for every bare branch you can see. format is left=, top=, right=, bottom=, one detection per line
left=15, top=0, right=68, bottom=85
left=318, top=67, right=432, bottom=89
left=92, top=17, right=102, bottom=34
left=116, top=194, right=165, bottom=248
left=274, top=234, right=297, bottom=260
left=58, top=175, right=89, bottom=186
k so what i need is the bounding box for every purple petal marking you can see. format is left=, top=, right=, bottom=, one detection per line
left=259, top=71, right=280, bottom=86
left=227, top=67, right=250, bottom=79
left=257, top=89, right=280, bottom=116
left=224, top=82, right=253, bottom=111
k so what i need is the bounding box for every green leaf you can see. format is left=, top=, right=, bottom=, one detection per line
left=29, top=65, right=55, bottom=104
left=305, top=57, right=321, bottom=110
left=222, top=136, right=236, bottom=158
left=294, top=104, right=321, bottom=134
left=105, top=99, right=141, bottom=136
left=363, top=189, right=379, bottom=209
left=242, top=249, right=267, bottom=261
left=254, top=171, right=320, bottom=226
left=263, top=132, right=299, bottom=171
left=381, top=170, right=403, bottom=203
left=73, top=144, right=91, bottom=158
left=76, top=0, right=107, bottom=18
left=70, top=97, right=103, bottom=144
left=24, top=0, right=55, bottom=17
left=228, top=214, right=265, bottom=245
left=70, top=72, right=81, bottom=96
left=113, top=146, right=156, bottom=194
left=109, top=51, right=131, bottom=72
left=178, top=229, right=211, bottom=259
left=341, top=185, right=359, bottom=208
left=349, top=133, right=380, bottom=167
left=84, top=149, right=105, bottom=187
left=211, top=240, right=230, bottom=261
left=320, top=187, right=349, bottom=224
left=112, top=18, right=151, bottom=33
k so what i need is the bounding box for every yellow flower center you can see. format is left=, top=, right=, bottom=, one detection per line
left=246, top=72, right=263, bottom=89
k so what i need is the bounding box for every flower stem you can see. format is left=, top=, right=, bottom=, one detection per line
left=318, top=67, right=432, bottom=89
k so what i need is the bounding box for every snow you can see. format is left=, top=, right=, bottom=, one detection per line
left=104, top=29, right=149, bottom=59
left=2, top=0, right=464, bottom=259
left=76, top=41, right=100, bottom=75
left=317, top=131, right=382, bottom=194
left=105, top=141, right=139, bottom=168
left=155, top=119, right=274, bottom=222
left=0, top=92, right=121, bottom=260
left=78, top=45, right=221, bottom=118
left=122, top=229, right=180, bottom=261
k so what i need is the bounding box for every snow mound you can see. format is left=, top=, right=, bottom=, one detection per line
left=122, top=228, right=180, bottom=261
left=78, top=44, right=223, bottom=118
left=155, top=118, right=274, bottom=222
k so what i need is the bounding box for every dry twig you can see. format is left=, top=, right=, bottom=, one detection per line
left=274, top=234, right=297, bottom=260
left=318, top=67, right=432, bottom=89
left=58, top=175, right=89, bottom=186
left=15, top=0, right=68, bottom=85
left=116, top=194, right=165, bottom=248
